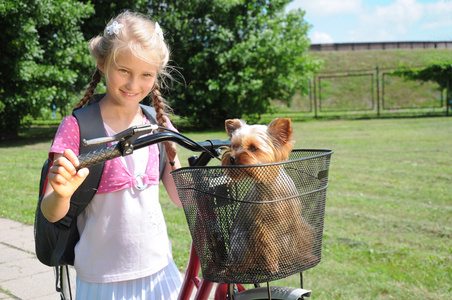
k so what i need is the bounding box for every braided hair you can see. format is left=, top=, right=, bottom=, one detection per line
left=151, top=83, right=177, bottom=162
left=73, top=68, right=103, bottom=110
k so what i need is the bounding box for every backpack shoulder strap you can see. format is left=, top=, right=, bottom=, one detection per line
left=140, top=104, right=167, bottom=180
left=52, top=102, right=107, bottom=265
left=70, top=101, right=107, bottom=209
left=72, top=101, right=106, bottom=152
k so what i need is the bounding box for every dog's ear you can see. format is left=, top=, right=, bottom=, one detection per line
left=225, top=119, right=244, bottom=137
left=268, top=118, right=293, bottom=144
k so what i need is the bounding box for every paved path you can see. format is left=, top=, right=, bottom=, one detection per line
left=0, top=217, right=215, bottom=300
left=0, top=217, right=71, bottom=299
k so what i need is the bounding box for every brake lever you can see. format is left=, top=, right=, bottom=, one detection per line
left=82, top=124, right=159, bottom=155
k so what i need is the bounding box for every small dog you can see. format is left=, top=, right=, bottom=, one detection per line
left=221, top=118, right=318, bottom=276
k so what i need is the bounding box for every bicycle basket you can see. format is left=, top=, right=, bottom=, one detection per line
left=171, top=149, right=333, bottom=284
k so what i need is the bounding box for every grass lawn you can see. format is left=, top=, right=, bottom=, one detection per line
left=1, top=117, right=451, bottom=299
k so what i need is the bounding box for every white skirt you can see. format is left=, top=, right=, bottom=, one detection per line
left=75, top=261, right=182, bottom=300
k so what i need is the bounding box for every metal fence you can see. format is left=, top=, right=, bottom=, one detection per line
left=286, top=67, right=449, bottom=118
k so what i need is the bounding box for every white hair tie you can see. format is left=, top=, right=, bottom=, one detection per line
left=155, top=22, right=164, bottom=41
left=106, top=21, right=124, bottom=35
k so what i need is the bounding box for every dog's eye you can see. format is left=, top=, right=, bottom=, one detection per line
left=248, top=145, right=258, bottom=152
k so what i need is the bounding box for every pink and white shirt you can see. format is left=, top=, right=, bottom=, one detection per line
left=50, top=115, right=176, bottom=193
left=49, top=113, right=179, bottom=283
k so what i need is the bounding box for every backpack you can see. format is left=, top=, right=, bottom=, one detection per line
left=34, top=100, right=167, bottom=267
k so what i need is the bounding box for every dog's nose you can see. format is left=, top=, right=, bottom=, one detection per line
left=229, top=156, right=236, bottom=164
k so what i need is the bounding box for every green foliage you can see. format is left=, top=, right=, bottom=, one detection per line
left=392, top=61, right=452, bottom=109
left=0, top=0, right=94, bottom=139
left=2, top=0, right=319, bottom=136
left=147, top=0, right=321, bottom=129
left=392, top=61, right=452, bottom=90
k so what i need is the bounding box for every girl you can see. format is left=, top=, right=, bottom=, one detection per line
left=41, top=11, right=182, bottom=299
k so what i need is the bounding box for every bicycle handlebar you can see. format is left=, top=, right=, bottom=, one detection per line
left=77, top=130, right=230, bottom=170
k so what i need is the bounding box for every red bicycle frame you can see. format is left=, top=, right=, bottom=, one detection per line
left=178, top=243, right=245, bottom=300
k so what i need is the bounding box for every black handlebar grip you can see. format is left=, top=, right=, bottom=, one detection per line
left=77, top=145, right=122, bottom=170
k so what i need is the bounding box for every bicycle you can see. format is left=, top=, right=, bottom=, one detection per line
left=74, top=123, right=333, bottom=300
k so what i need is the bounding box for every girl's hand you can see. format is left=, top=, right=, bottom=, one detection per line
left=48, top=149, right=89, bottom=199
left=42, top=149, right=89, bottom=223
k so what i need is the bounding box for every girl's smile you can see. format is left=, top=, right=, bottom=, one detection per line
left=120, top=90, right=140, bottom=98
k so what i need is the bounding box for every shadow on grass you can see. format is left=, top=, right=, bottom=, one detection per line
left=0, top=125, right=57, bottom=148
left=1, top=111, right=449, bottom=147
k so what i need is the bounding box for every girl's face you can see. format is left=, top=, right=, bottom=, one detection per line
left=100, top=49, right=158, bottom=107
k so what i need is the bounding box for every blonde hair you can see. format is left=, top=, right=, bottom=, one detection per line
left=74, top=12, right=173, bottom=130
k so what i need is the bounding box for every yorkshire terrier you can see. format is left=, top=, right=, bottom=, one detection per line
left=221, top=118, right=318, bottom=276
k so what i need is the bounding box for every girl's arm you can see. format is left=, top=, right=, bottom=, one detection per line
left=41, top=149, right=89, bottom=223
left=162, top=154, right=182, bottom=208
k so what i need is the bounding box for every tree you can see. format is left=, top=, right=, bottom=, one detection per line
left=2, top=0, right=320, bottom=136
left=0, top=0, right=94, bottom=139
left=392, top=61, right=452, bottom=115
left=147, top=0, right=321, bottom=129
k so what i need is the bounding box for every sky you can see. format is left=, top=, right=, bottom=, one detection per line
left=286, top=0, right=452, bottom=44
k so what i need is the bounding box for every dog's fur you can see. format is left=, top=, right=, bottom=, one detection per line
left=221, top=118, right=318, bottom=275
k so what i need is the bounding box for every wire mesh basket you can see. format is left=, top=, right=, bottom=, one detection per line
left=171, top=149, right=333, bottom=284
